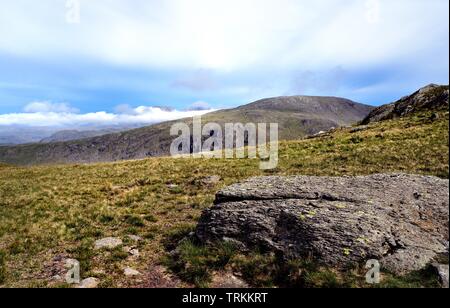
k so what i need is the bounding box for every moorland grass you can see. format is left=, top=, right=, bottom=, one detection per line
left=0, top=111, right=448, bottom=287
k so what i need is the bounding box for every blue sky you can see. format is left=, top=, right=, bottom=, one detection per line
left=0, top=0, right=448, bottom=126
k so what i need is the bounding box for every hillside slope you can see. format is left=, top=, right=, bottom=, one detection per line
left=39, top=127, right=142, bottom=143
left=362, top=84, right=449, bottom=124
left=0, top=96, right=373, bottom=165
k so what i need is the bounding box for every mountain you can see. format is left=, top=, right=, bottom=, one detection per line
left=0, top=126, right=56, bottom=145
left=0, top=124, right=147, bottom=146
left=40, top=127, right=142, bottom=143
left=0, top=95, right=373, bottom=165
left=361, top=84, right=449, bottom=124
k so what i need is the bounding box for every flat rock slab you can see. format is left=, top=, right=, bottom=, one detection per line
left=196, top=174, right=449, bottom=275
left=124, top=267, right=141, bottom=277
left=94, top=237, right=123, bottom=250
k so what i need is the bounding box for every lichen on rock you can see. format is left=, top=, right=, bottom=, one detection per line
left=196, top=174, right=449, bottom=275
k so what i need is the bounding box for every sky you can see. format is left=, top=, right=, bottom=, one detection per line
left=0, top=0, right=448, bottom=127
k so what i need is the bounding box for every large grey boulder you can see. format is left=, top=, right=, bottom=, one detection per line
left=196, top=174, right=449, bottom=275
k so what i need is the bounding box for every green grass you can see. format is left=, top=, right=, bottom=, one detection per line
left=164, top=239, right=238, bottom=288
left=0, top=111, right=448, bottom=287
left=0, top=249, right=6, bottom=284
left=166, top=240, right=442, bottom=288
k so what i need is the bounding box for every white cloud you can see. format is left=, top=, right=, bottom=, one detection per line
left=0, top=104, right=214, bottom=127
left=0, top=0, right=447, bottom=71
left=114, top=104, right=138, bottom=115
left=23, top=101, right=80, bottom=113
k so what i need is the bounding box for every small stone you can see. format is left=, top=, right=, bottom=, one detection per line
left=77, top=277, right=100, bottom=289
left=94, top=237, right=123, bottom=250
left=124, top=267, right=141, bottom=277
left=211, top=273, right=249, bottom=288
left=129, top=249, right=140, bottom=257
left=122, top=246, right=139, bottom=257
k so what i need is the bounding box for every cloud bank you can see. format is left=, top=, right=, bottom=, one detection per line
left=0, top=102, right=214, bottom=127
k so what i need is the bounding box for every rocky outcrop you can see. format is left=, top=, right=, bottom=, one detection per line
left=361, top=84, right=449, bottom=124
left=196, top=174, right=449, bottom=275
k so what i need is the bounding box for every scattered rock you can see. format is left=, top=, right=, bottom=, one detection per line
left=196, top=174, right=449, bottom=275
left=129, top=249, right=140, bottom=258
left=211, top=273, right=249, bottom=288
left=77, top=277, right=100, bottom=289
left=315, top=130, right=327, bottom=136
left=432, top=263, right=449, bottom=288
left=124, top=267, right=141, bottom=277
left=94, top=237, right=123, bottom=250
left=123, top=246, right=140, bottom=258
left=42, top=254, right=73, bottom=283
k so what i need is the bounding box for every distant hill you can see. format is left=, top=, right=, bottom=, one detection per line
left=0, top=126, right=56, bottom=145
left=0, top=124, right=146, bottom=146
left=40, top=128, right=137, bottom=143
left=0, top=95, right=373, bottom=165
left=362, top=84, right=449, bottom=124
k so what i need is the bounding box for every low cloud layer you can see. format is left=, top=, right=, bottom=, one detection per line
left=0, top=102, right=214, bottom=127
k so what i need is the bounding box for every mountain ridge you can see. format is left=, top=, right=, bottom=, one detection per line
left=0, top=95, right=374, bottom=165
left=362, top=84, right=449, bottom=124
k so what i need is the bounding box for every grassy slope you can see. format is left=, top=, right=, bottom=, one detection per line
left=0, top=110, right=448, bottom=288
